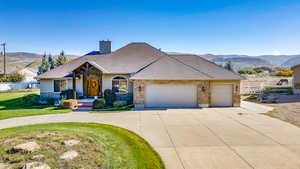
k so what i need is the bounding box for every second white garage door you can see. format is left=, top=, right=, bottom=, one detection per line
left=211, top=84, right=233, bottom=107
left=145, top=84, right=197, bottom=108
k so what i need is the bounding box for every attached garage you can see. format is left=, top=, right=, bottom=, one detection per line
left=211, top=84, right=233, bottom=107
left=145, top=84, right=197, bottom=108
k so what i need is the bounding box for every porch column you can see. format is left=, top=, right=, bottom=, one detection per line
left=72, top=72, right=77, bottom=99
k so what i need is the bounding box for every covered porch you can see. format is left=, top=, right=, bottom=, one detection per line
left=71, top=61, right=104, bottom=99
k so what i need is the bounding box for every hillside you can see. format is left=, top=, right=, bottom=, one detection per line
left=211, top=57, right=275, bottom=69
left=281, top=56, right=300, bottom=67
left=256, top=55, right=300, bottom=65
left=0, top=52, right=78, bottom=74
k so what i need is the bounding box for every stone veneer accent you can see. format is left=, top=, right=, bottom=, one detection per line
left=132, top=80, right=241, bottom=108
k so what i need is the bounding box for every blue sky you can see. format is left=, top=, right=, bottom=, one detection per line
left=1, top=0, right=300, bottom=56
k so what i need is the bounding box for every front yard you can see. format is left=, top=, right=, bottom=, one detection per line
left=0, top=90, right=71, bottom=120
left=243, top=94, right=300, bottom=127
left=0, top=122, right=164, bottom=169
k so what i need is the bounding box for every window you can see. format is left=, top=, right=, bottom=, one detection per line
left=54, top=80, right=67, bottom=92
left=112, top=76, right=128, bottom=94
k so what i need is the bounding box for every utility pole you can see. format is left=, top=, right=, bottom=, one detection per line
left=0, top=43, right=6, bottom=76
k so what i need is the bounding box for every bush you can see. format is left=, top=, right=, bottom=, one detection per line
left=113, top=101, right=126, bottom=108
left=237, top=68, right=256, bottom=74
left=274, top=71, right=293, bottom=77
left=46, top=98, right=55, bottom=105
left=61, top=99, right=78, bottom=109
left=22, top=94, right=40, bottom=106
left=61, top=89, right=74, bottom=99
left=93, top=98, right=106, bottom=109
left=104, top=89, right=115, bottom=106
left=0, top=72, right=25, bottom=82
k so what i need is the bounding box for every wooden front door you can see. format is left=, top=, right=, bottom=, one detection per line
left=87, top=79, right=100, bottom=97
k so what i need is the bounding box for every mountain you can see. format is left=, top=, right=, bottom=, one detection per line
left=0, top=52, right=79, bottom=74
left=211, top=57, right=275, bottom=69
left=256, top=55, right=300, bottom=65
left=281, top=56, right=300, bottom=67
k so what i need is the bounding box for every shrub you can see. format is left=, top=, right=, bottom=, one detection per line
left=288, top=88, right=294, bottom=95
left=274, top=71, right=293, bottom=77
left=46, top=98, right=55, bottom=105
left=93, top=98, right=106, bottom=109
left=61, top=89, right=74, bottom=99
left=104, top=89, right=115, bottom=106
left=237, top=68, right=255, bottom=74
left=113, top=101, right=126, bottom=108
left=0, top=72, right=25, bottom=82
left=22, top=94, right=40, bottom=106
left=61, top=99, right=78, bottom=109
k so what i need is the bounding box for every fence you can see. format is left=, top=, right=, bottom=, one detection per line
left=241, top=77, right=293, bottom=95
left=0, top=82, right=39, bottom=91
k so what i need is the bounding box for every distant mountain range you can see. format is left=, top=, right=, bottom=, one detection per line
left=0, top=52, right=78, bottom=74
left=1, top=52, right=300, bottom=74
left=184, top=53, right=300, bottom=69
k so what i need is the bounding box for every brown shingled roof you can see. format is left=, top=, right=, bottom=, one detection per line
left=37, top=42, right=244, bottom=80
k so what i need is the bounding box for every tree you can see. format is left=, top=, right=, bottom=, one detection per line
left=224, top=61, right=234, bottom=71
left=38, top=53, right=49, bottom=75
left=55, top=50, right=69, bottom=66
left=48, top=54, right=55, bottom=70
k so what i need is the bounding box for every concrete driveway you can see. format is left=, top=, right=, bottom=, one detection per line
left=0, top=101, right=300, bottom=169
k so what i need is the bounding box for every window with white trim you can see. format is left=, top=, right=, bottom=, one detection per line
left=54, top=80, right=67, bottom=92
left=112, top=76, right=128, bottom=94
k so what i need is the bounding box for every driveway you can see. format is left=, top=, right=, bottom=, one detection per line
left=1, top=101, right=300, bottom=169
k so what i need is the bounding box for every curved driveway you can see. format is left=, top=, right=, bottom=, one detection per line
left=1, top=102, right=300, bottom=169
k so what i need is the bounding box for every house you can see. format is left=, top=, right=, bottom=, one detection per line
left=18, top=68, right=38, bottom=82
left=291, top=64, right=300, bottom=94
left=36, top=41, right=245, bottom=108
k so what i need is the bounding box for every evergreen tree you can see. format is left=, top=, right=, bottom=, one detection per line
left=224, top=61, right=234, bottom=71
left=48, top=54, right=55, bottom=69
left=55, top=50, right=69, bottom=66
left=38, top=53, right=49, bottom=75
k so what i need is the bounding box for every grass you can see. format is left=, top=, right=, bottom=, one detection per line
left=0, top=122, right=165, bottom=169
left=0, top=90, right=71, bottom=120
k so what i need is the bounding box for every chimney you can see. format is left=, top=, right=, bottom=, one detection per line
left=99, top=40, right=111, bottom=54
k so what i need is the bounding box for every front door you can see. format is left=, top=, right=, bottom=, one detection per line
left=87, top=79, right=100, bottom=97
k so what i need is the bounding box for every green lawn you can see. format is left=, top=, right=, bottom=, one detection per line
left=0, top=122, right=165, bottom=169
left=0, top=90, right=71, bottom=120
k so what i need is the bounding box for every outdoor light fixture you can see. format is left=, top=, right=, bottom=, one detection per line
left=236, top=85, right=239, bottom=92
left=201, top=86, right=206, bottom=92
left=138, top=86, right=142, bottom=92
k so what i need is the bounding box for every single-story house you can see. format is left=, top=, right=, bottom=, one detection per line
left=291, top=64, right=300, bottom=94
left=36, top=41, right=245, bottom=108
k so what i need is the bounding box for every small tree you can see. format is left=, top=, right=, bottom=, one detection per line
left=48, top=54, right=55, bottom=70
left=224, top=61, right=234, bottom=71
left=38, top=53, right=49, bottom=75
left=55, top=50, right=69, bottom=67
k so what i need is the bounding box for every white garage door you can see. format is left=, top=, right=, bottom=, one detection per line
left=145, top=84, right=197, bottom=108
left=211, top=84, right=233, bottom=107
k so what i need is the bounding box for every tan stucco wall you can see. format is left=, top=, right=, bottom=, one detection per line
left=133, top=80, right=241, bottom=108
left=293, top=66, right=300, bottom=89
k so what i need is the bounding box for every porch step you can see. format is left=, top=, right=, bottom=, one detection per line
left=78, top=102, right=93, bottom=108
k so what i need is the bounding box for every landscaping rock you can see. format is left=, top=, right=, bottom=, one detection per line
left=12, top=142, right=40, bottom=153
left=31, top=154, right=45, bottom=160
left=36, top=132, right=55, bottom=138
left=60, top=150, right=79, bottom=160
left=0, top=163, right=9, bottom=169
left=22, top=162, right=50, bottom=169
left=62, top=140, right=80, bottom=146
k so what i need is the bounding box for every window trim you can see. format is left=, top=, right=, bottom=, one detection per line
left=54, top=80, right=67, bottom=92
left=112, top=76, right=128, bottom=94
